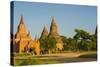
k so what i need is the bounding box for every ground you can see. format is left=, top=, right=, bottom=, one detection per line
left=13, top=51, right=97, bottom=66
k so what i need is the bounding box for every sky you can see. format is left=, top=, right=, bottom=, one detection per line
left=12, top=1, right=97, bottom=39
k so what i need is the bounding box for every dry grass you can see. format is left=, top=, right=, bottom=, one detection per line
left=13, top=51, right=97, bottom=66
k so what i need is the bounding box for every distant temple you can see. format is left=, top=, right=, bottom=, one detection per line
left=49, top=17, right=63, bottom=51
left=14, top=16, right=31, bottom=53
left=12, top=16, right=63, bottom=55
left=40, top=16, right=63, bottom=51
left=12, top=16, right=40, bottom=55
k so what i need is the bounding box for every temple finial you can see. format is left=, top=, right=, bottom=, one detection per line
left=20, top=14, right=24, bottom=24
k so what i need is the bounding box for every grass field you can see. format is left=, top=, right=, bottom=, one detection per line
left=12, top=51, right=97, bottom=66
left=79, top=52, right=97, bottom=58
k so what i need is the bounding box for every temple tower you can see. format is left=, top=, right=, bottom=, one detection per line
left=40, top=26, right=48, bottom=39
left=49, top=16, right=59, bottom=38
left=14, top=16, right=31, bottom=53
left=49, top=16, right=63, bottom=51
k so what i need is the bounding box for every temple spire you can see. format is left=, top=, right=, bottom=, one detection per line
left=49, top=16, right=59, bottom=36
left=40, top=25, right=48, bottom=39
left=17, top=15, right=27, bottom=35
left=43, top=25, right=48, bottom=34
left=51, top=16, right=56, bottom=26
left=20, top=15, right=24, bottom=24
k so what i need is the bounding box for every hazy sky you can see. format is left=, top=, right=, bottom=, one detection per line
left=12, top=1, right=97, bottom=39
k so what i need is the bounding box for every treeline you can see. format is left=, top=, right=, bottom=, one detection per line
left=39, top=29, right=97, bottom=54
left=62, top=29, right=97, bottom=51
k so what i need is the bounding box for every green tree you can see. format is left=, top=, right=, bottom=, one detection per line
left=40, top=36, right=56, bottom=54
left=73, top=29, right=97, bottom=51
